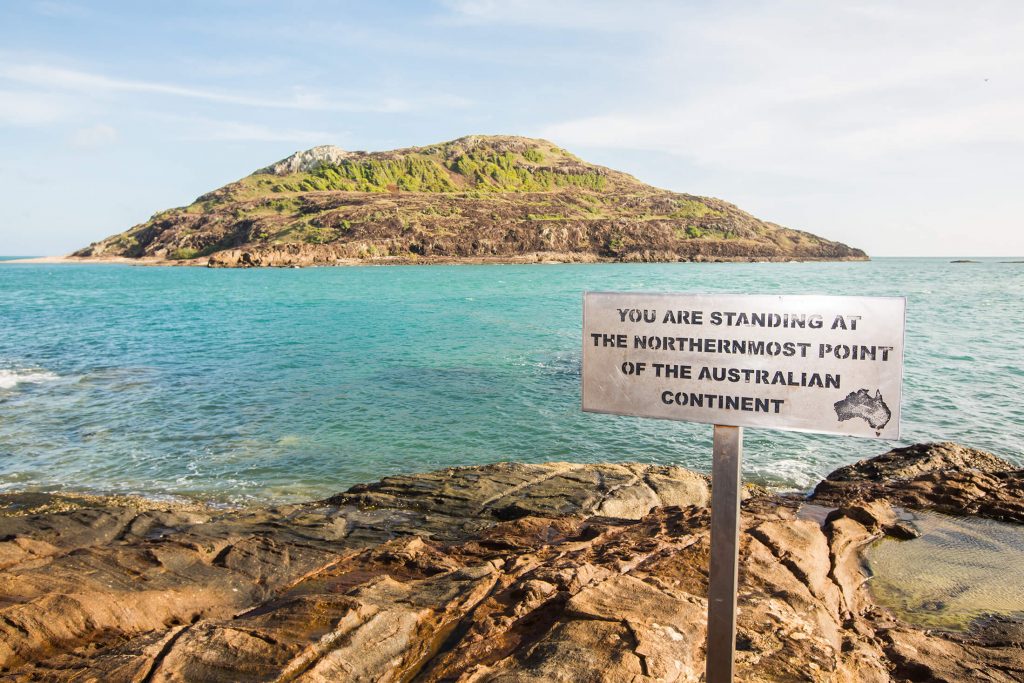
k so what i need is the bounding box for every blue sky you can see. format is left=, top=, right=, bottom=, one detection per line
left=1, top=0, right=1021, bottom=256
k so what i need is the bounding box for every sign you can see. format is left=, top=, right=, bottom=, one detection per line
left=581, top=291, right=906, bottom=683
left=582, top=292, right=905, bottom=438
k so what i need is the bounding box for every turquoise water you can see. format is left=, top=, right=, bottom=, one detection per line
left=0, top=259, right=1021, bottom=503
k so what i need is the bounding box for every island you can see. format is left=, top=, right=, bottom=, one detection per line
left=0, top=442, right=1020, bottom=681
left=69, top=136, right=867, bottom=267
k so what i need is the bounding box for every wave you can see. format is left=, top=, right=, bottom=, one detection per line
left=0, top=368, right=60, bottom=390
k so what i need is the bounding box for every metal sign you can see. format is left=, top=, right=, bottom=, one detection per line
left=582, top=292, right=905, bottom=438
left=581, top=291, right=906, bottom=683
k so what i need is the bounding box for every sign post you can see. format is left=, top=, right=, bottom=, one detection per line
left=581, top=292, right=905, bottom=681
left=706, top=425, right=742, bottom=683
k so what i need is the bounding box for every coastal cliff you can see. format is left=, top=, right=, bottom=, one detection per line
left=1, top=442, right=1020, bottom=681
left=72, top=136, right=867, bottom=267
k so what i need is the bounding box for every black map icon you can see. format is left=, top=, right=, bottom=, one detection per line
left=834, top=389, right=892, bottom=436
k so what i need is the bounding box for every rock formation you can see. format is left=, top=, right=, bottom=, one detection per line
left=71, top=136, right=867, bottom=267
left=0, top=447, right=1020, bottom=681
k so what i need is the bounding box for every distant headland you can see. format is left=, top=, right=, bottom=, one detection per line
left=68, top=135, right=867, bottom=267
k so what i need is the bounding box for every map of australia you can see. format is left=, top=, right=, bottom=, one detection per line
left=833, top=389, right=892, bottom=435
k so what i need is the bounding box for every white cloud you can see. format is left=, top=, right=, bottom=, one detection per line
left=831, top=101, right=1024, bottom=158
left=438, top=0, right=674, bottom=31
left=178, top=120, right=345, bottom=144
left=0, top=89, right=68, bottom=125
left=70, top=123, right=116, bottom=147
left=533, top=1, right=1024, bottom=176
left=31, top=1, right=90, bottom=18
left=0, top=63, right=469, bottom=113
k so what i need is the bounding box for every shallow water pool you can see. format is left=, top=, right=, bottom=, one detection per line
left=866, top=510, right=1024, bottom=631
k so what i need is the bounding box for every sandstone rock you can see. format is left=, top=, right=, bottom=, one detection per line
left=817, top=442, right=1013, bottom=485
left=328, top=461, right=710, bottom=524
left=812, top=442, right=1024, bottom=522
left=822, top=500, right=921, bottom=539
left=0, top=448, right=1020, bottom=681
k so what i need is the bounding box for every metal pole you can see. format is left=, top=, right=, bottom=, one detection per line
left=706, top=424, right=743, bottom=683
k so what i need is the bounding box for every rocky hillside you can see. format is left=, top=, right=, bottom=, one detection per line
left=74, top=136, right=867, bottom=267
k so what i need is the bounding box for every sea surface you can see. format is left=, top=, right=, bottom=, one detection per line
left=0, top=258, right=1021, bottom=503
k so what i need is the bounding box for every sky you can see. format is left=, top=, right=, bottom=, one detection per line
left=1, top=0, right=1022, bottom=257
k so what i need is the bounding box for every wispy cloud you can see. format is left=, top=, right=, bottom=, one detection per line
left=438, top=0, right=674, bottom=31
left=0, top=63, right=419, bottom=113
left=70, top=123, right=116, bottom=147
left=533, top=1, right=1024, bottom=175
left=0, top=89, right=71, bottom=125
left=178, top=119, right=346, bottom=144
left=31, top=1, right=91, bottom=19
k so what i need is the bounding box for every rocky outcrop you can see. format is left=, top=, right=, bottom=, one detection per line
left=0, top=448, right=1020, bottom=681
left=812, top=441, right=1024, bottom=523
left=330, top=461, right=712, bottom=523
left=256, top=145, right=354, bottom=175
left=72, top=135, right=867, bottom=266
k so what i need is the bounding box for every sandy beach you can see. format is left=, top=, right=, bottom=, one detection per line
left=1, top=255, right=173, bottom=266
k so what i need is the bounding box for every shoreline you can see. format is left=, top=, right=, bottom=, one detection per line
left=0, top=252, right=872, bottom=267
left=1, top=442, right=1021, bottom=680
left=0, top=468, right=784, bottom=511
left=4, top=255, right=1021, bottom=267
left=0, top=489, right=235, bottom=517
left=0, top=254, right=171, bottom=266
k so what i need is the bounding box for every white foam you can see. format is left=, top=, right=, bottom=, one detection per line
left=0, top=368, right=60, bottom=390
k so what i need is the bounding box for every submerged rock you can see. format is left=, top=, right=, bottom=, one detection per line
left=0, top=444, right=1020, bottom=681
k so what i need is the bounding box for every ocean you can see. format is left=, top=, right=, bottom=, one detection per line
left=1, top=258, right=1021, bottom=503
